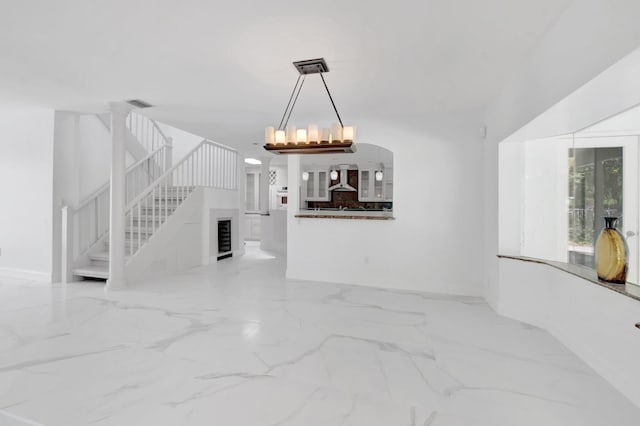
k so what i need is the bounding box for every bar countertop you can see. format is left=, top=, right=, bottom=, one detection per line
left=295, top=209, right=394, bottom=220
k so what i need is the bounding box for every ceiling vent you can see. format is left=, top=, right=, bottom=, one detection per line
left=126, top=99, right=153, bottom=109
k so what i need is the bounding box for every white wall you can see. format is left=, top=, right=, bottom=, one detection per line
left=77, top=114, right=111, bottom=199
left=0, top=107, right=55, bottom=281
left=261, top=210, right=286, bottom=254
left=484, top=0, right=640, bottom=308
left=521, top=138, right=571, bottom=262
left=164, top=125, right=203, bottom=165
left=126, top=186, right=240, bottom=283
left=498, top=258, right=640, bottom=408
left=52, top=112, right=112, bottom=282
left=484, top=3, right=640, bottom=408
left=498, top=142, right=523, bottom=255
left=287, top=115, right=485, bottom=296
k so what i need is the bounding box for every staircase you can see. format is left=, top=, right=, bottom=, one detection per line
left=72, top=186, right=195, bottom=279
left=64, top=116, right=238, bottom=283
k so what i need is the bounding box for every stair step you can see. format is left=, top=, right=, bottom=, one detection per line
left=88, top=251, right=131, bottom=265
left=104, top=239, right=148, bottom=250
left=136, top=207, right=178, bottom=214
left=125, top=226, right=157, bottom=234
left=73, top=265, right=109, bottom=280
left=89, top=251, right=110, bottom=262
left=88, top=251, right=109, bottom=267
left=153, top=195, right=189, bottom=201
left=129, top=215, right=168, bottom=222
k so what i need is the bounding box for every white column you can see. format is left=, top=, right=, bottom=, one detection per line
left=107, top=102, right=131, bottom=290
left=60, top=205, right=73, bottom=284
left=259, top=157, right=271, bottom=214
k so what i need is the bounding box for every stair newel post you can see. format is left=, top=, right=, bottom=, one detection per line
left=61, top=205, right=74, bottom=284
left=107, top=101, right=132, bottom=289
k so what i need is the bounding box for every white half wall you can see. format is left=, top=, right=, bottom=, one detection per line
left=484, top=1, right=640, bottom=308
left=521, top=138, right=570, bottom=262
left=261, top=210, right=286, bottom=254
left=0, top=107, right=55, bottom=282
left=52, top=112, right=112, bottom=282
left=164, top=125, right=204, bottom=165
left=498, top=258, right=640, bottom=408
left=126, top=186, right=241, bottom=284
left=287, top=116, right=485, bottom=296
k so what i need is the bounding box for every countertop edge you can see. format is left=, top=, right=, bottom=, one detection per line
left=294, top=214, right=395, bottom=221
left=497, top=254, right=640, bottom=302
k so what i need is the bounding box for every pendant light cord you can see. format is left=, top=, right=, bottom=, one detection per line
left=278, top=71, right=345, bottom=130
left=278, top=74, right=305, bottom=130
left=282, top=75, right=305, bottom=130
left=320, top=72, right=344, bottom=128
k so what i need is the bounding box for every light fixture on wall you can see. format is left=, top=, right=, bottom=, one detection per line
left=302, top=171, right=309, bottom=181
left=330, top=169, right=339, bottom=181
left=264, top=58, right=356, bottom=155
left=375, top=170, right=384, bottom=181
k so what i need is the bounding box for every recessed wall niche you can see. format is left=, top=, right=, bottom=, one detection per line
left=499, top=104, right=640, bottom=286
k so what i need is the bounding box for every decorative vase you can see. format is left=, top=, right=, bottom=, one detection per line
left=595, top=217, right=628, bottom=284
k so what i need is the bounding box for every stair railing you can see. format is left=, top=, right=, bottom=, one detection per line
left=124, top=139, right=237, bottom=258
left=71, top=144, right=172, bottom=258
left=126, top=111, right=169, bottom=154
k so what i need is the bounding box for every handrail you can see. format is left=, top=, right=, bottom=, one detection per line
left=70, top=144, right=172, bottom=257
left=149, top=118, right=170, bottom=143
left=125, top=139, right=236, bottom=209
left=76, top=144, right=169, bottom=210
left=124, top=139, right=238, bottom=258
left=127, top=111, right=171, bottom=153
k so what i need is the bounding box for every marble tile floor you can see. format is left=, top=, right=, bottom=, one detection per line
left=0, top=243, right=639, bottom=425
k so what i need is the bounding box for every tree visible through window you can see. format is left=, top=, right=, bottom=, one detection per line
left=568, top=147, right=623, bottom=267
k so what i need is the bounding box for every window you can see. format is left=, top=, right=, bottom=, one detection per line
left=499, top=104, right=640, bottom=285
left=568, top=147, right=623, bottom=268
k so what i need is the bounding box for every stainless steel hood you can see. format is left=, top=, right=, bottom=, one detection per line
left=328, top=165, right=357, bottom=192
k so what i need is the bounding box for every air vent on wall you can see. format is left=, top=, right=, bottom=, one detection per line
left=126, top=99, right=153, bottom=109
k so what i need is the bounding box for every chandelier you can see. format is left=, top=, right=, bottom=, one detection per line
left=264, top=58, right=356, bottom=154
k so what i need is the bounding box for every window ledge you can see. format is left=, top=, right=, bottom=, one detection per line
left=497, top=254, right=640, bottom=302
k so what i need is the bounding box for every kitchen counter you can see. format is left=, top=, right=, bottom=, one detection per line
left=295, top=209, right=394, bottom=220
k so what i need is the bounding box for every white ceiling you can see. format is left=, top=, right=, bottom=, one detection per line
left=0, top=0, right=573, bottom=151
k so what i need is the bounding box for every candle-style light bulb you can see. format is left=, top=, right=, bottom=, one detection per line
left=275, top=130, right=286, bottom=144
left=265, top=127, right=275, bottom=145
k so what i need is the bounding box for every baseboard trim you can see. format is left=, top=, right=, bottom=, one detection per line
left=0, top=267, right=52, bottom=283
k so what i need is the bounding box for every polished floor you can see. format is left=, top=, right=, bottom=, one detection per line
left=1, top=243, right=639, bottom=425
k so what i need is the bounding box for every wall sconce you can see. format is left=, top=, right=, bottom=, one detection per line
left=302, top=171, right=309, bottom=181
left=330, top=169, right=339, bottom=180
left=375, top=170, right=384, bottom=181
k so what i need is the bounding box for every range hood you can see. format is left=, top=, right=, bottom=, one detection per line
left=328, top=165, right=357, bottom=192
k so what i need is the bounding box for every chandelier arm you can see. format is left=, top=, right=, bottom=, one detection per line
left=282, top=74, right=306, bottom=130
left=277, top=74, right=302, bottom=130
left=319, top=72, right=344, bottom=128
